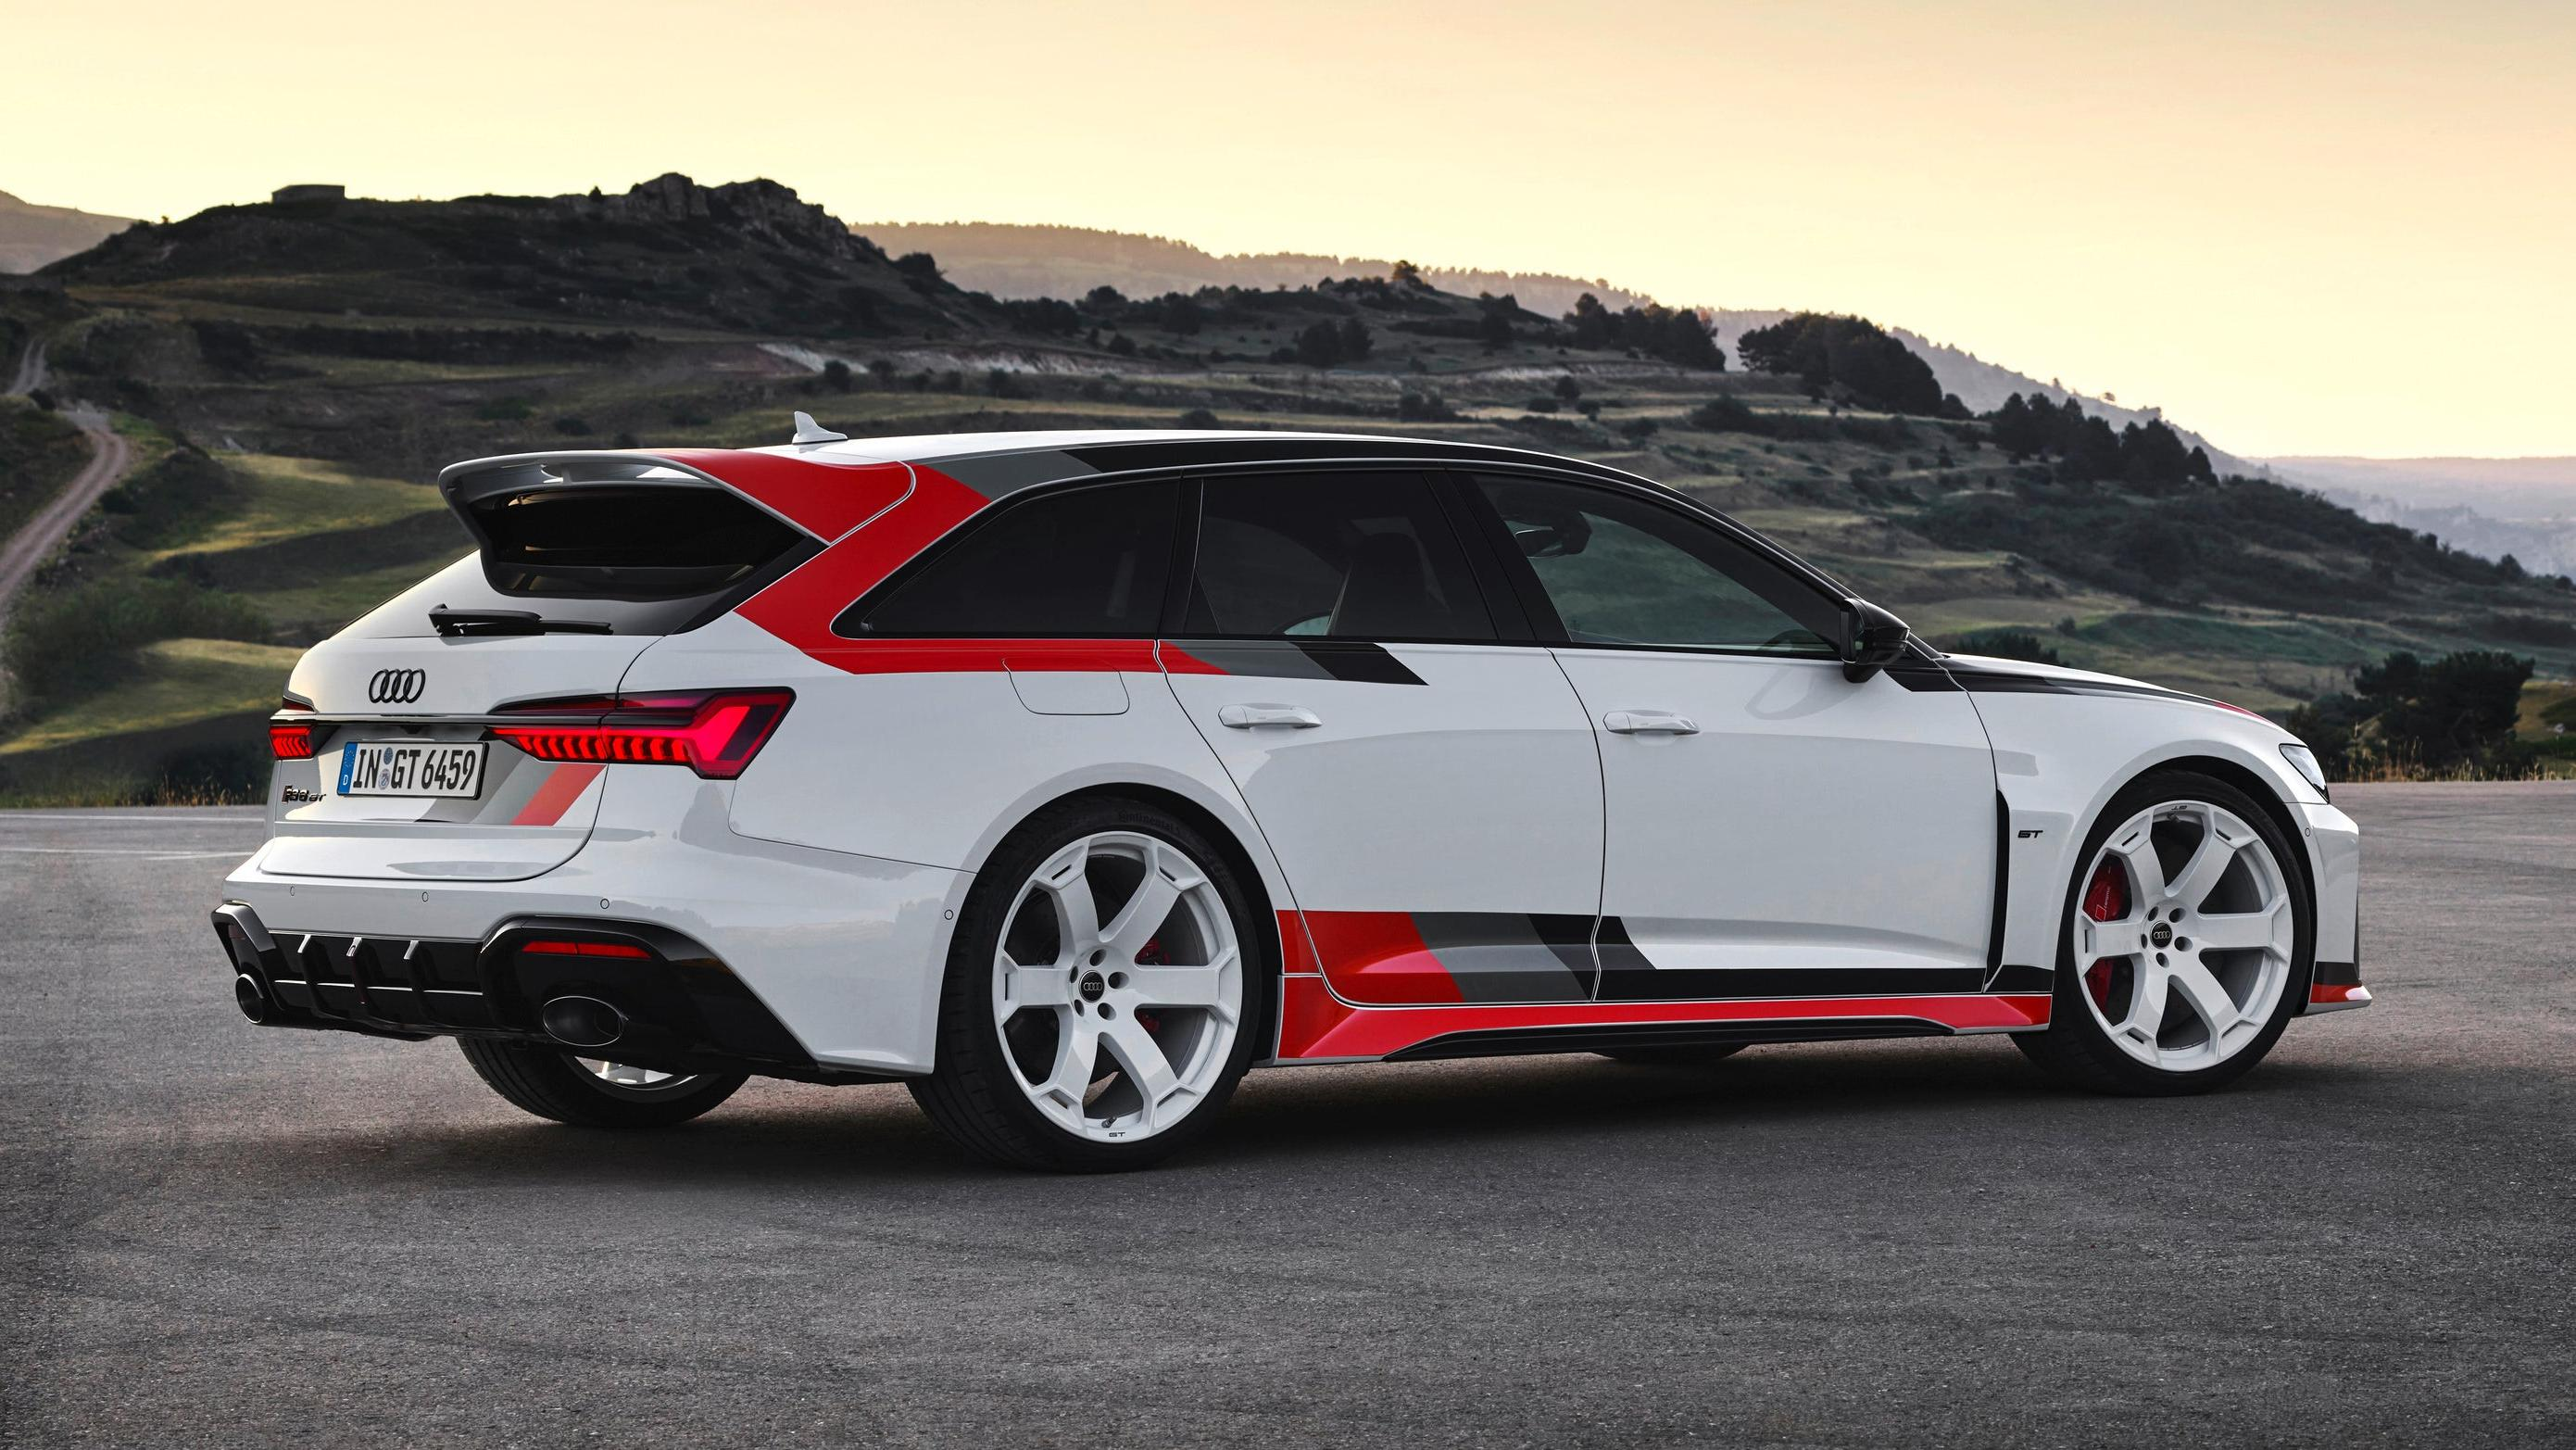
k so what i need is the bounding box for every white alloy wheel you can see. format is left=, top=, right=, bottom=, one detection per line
left=989, top=830, right=1245, bottom=1144
left=2069, top=800, right=2296, bottom=1074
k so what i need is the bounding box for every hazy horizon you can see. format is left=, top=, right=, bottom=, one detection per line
left=9, top=0, right=2571, bottom=459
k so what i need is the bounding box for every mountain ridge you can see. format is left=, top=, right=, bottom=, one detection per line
left=0, top=190, right=134, bottom=274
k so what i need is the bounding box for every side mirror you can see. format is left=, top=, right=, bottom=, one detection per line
left=1838, top=598, right=1912, bottom=683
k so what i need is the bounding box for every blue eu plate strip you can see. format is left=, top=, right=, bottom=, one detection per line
left=336, top=742, right=357, bottom=794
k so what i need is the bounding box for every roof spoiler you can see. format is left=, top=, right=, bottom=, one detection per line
left=435, top=448, right=919, bottom=546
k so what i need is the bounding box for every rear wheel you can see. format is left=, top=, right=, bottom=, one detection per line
left=456, top=1039, right=747, bottom=1128
left=911, top=799, right=1262, bottom=1171
left=2017, top=771, right=2309, bottom=1095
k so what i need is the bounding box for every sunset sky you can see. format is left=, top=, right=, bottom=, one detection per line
left=11, top=0, right=2570, bottom=459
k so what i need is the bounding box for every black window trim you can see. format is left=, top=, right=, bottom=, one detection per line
left=830, top=474, right=1188, bottom=640
left=1439, top=463, right=1859, bottom=662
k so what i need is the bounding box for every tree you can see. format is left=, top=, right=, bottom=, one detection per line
left=1338, top=315, right=1373, bottom=360
left=1735, top=313, right=1937, bottom=411
left=1552, top=375, right=1583, bottom=401
left=1390, top=258, right=1426, bottom=288
left=1295, top=320, right=1346, bottom=367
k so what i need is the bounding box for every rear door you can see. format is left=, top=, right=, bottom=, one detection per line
left=1462, top=472, right=1999, bottom=1000
left=263, top=475, right=811, bottom=880
left=1162, top=470, right=1604, bottom=1005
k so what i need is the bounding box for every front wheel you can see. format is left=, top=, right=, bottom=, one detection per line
left=2017, top=770, right=2310, bottom=1095
left=910, top=799, right=1263, bottom=1171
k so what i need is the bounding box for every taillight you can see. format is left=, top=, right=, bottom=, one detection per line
left=489, top=689, right=794, bottom=779
left=269, top=724, right=316, bottom=760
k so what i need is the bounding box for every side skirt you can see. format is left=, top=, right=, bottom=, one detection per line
left=1272, top=976, right=2053, bottom=1063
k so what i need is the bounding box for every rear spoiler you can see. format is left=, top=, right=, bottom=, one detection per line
left=435, top=448, right=920, bottom=547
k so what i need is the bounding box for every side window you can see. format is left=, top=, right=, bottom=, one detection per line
left=1184, top=472, right=1495, bottom=641
left=843, top=481, right=1175, bottom=637
left=1473, top=474, right=1841, bottom=654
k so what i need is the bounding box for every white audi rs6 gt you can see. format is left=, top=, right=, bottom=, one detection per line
left=211, top=424, right=2366, bottom=1170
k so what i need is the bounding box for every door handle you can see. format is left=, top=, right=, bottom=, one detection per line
left=1219, top=703, right=1323, bottom=730
left=1603, top=710, right=1700, bottom=736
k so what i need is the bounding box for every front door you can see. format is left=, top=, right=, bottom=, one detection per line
left=1162, top=470, right=1604, bottom=1005
left=1464, top=472, right=1999, bottom=1002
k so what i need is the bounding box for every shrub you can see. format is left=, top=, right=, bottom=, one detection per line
left=3, top=577, right=270, bottom=716
left=95, top=448, right=241, bottom=548
left=1178, top=408, right=1220, bottom=428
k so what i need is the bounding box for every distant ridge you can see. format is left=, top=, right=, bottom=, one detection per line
left=856, top=221, right=2249, bottom=473
left=851, top=221, right=1657, bottom=320
left=0, top=190, right=134, bottom=273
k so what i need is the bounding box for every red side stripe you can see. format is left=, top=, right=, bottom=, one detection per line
left=510, top=763, right=603, bottom=826
left=1301, top=910, right=1464, bottom=1004
left=733, top=465, right=988, bottom=664
left=2309, top=982, right=2368, bottom=1005
left=1275, top=979, right=2053, bottom=1059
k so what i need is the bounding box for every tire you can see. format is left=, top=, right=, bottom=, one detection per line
left=1594, top=1044, right=1748, bottom=1066
left=2016, top=770, right=2311, bottom=1095
left=910, top=798, right=1265, bottom=1172
left=456, top=1039, right=747, bottom=1128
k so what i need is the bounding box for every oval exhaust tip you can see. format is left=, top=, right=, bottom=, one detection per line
left=540, top=995, right=624, bottom=1049
left=234, top=974, right=271, bottom=1023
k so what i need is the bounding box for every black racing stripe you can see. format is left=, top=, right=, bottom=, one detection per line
left=1942, top=662, right=2240, bottom=712
left=1385, top=1019, right=1952, bottom=1063
left=1985, top=963, right=2054, bottom=994
left=2310, top=960, right=2361, bottom=987
left=1594, top=914, right=1654, bottom=977
left=1591, top=964, right=1992, bottom=1002
left=1059, top=436, right=1640, bottom=481
left=1885, top=662, right=1965, bottom=692
left=1411, top=912, right=1592, bottom=1002
left=1293, top=641, right=1426, bottom=686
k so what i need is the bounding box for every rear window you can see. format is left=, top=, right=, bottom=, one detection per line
left=464, top=485, right=810, bottom=632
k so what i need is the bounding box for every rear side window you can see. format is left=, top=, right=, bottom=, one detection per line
left=464, top=484, right=809, bottom=633
left=844, top=481, right=1178, bottom=637
left=1183, top=472, right=1494, bottom=641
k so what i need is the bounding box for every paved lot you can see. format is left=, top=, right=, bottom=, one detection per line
left=4, top=785, right=2571, bottom=1447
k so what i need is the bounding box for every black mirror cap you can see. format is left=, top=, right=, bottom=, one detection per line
left=1839, top=598, right=1913, bottom=683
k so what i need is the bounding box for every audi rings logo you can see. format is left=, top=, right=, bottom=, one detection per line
left=367, top=668, right=427, bottom=704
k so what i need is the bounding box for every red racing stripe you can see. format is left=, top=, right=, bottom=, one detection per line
left=656, top=450, right=913, bottom=541
left=1300, top=910, right=1464, bottom=1004
left=2309, top=981, right=2369, bottom=1006
left=1274, top=977, right=2054, bottom=1060
left=733, top=465, right=988, bottom=662
left=510, top=763, right=603, bottom=826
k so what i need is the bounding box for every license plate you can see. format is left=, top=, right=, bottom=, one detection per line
left=337, top=740, right=487, bottom=799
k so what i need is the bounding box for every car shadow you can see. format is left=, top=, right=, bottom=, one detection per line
left=238, top=1035, right=2398, bottom=1196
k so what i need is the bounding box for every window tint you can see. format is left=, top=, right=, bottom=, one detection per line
left=1474, top=474, right=1840, bottom=653
left=1185, top=472, right=1494, bottom=641
left=846, top=482, right=1176, bottom=637
left=466, top=483, right=810, bottom=632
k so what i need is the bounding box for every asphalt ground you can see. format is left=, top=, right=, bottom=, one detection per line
left=4, top=784, right=2570, bottom=1447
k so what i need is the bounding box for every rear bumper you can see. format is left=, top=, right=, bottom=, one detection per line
left=220, top=813, right=972, bottom=1074
left=212, top=902, right=853, bottom=1079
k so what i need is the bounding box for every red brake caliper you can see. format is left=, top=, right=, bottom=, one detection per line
left=2080, top=861, right=2130, bottom=1010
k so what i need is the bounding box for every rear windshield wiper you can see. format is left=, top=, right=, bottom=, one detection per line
left=429, top=606, right=612, bottom=637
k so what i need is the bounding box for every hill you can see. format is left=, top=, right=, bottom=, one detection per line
left=0, top=190, right=133, bottom=274
left=852, top=221, right=1658, bottom=321
left=858, top=222, right=2252, bottom=475
left=1, top=173, right=2570, bottom=801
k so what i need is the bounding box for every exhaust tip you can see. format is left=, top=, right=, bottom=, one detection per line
left=540, top=995, right=624, bottom=1049
left=233, top=973, right=271, bottom=1024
